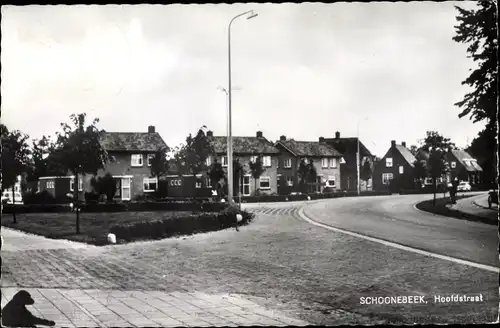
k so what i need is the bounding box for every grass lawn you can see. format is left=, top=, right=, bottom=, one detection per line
left=415, top=194, right=495, bottom=225
left=1, top=211, right=189, bottom=245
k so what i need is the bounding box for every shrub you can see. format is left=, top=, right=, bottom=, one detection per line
left=22, top=190, right=72, bottom=205
left=2, top=204, right=72, bottom=213
left=84, top=192, right=100, bottom=204
left=109, top=208, right=255, bottom=242
left=90, top=173, right=117, bottom=202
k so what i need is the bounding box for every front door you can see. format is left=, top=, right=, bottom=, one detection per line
left=243, top=176, right=251, bottom=196
left=121, top=177, right=131, bottom=200
left=316, top=176, right=322, bottom=193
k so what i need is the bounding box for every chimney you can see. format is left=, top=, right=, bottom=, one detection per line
left=280, top=135, right=286, bottom=141
left=148, top=125, right=155, bottom=133
left=319, top=137, right=325, bottom=143
left=402, top=141, right=406, bottom=148
left=335, top=131, right=340, bottom=139
left=391, top=140, right=396, bottom=148
left=256, top=131, right=263, bottom=138
left=206, top=130, right=213, bottom=137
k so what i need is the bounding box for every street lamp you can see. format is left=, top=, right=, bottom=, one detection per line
left=357, top=117, right=369, bottom=196
left=227, top=10, right=258, bottom=206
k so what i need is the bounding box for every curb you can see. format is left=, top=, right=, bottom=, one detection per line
left=296, top=205, right=499, bottom=273
left=473, top=199, right=499, bottom=212
left=413, top=201, right=497, bottom=226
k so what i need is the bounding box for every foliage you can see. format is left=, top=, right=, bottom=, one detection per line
left=466, top=120, right=498, bottom=184
left=207, top=158, right=225, bottom=193
left=1, top=124, right=31, bottom=192
left=297, top=159, right=317, bottom=193
left=427, top=149, right=450, bottom=206
left=360, top=160, right=372, bottom=182
left=418, top=131, right=456, bottom=153
left=453, top=1, right=497, bottom=126
left=249, top=154, right=266, bottom=195
left=409, top=145, right=419, bottom=156
left=150, top=147, right=171, bottom=177
left=413, top=160, right=428, bottom=187
left=231, top=158, right=245, bottom=196
left=90, top=173, right=117, bottom=202
left=25, top=135, right=66, bottom=183
left=173, top=126, right=213, bottom=175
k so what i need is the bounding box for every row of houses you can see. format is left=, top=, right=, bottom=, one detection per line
left=36, top=125, right=483, bottom=201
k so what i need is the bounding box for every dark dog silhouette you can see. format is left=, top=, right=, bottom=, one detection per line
left=1, top=290, right=56, bottom=327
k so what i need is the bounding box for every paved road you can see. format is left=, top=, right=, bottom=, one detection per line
left=2, top=194, right=498, bottom=325
left=300, top=193, right=497, bottom=267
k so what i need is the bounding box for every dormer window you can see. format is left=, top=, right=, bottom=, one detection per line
left=321, top=158, right=328, bottom=168
left=147, top=154, right=155, bottom=167
left=131, top=154, right=143, bottom=167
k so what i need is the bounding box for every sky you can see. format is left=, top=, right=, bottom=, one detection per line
left=1, top=2, right=485, bottom=158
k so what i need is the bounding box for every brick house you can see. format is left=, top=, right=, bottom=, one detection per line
left=205, top=130, right=280, bottom=196
left=323, top=131, right=375, bottom=191
left=274, top=136, right=343, bottom=194
left=38, top=125, right=168, bottom=201
left=373, top=140, right=417, bottom=192
left=446, top=149, right=482, bottom=185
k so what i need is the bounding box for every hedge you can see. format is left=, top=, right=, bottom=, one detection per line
left=239, top=190, right=391, bottom=203
left=2, top=204, right=72, bottom=214
left=109, top=207, right=255, bottom=242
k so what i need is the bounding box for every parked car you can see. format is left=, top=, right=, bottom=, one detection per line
left=1, top=191, right=24, bottom=205
left=457, top=181, right=472, bottom=192
left=488, top=189, right=498, bottom=209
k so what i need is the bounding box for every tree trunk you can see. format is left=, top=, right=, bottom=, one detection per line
left=433, top=179, right=437, bottom=206
left=75, top=173, right=80, bottom=234
left=11, top=188, right=17, bottom=224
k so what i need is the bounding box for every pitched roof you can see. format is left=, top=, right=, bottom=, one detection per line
left=276, top=139, right=342, bottom=157
left=395, top=144, right=417, bottom=167
left=323, top=137, right=372, bottom=157
left=209, top=136, right=279, bottom=154
left=99, top=132, right=168, bottom=152
left=451, top=149, right=483, bottom=172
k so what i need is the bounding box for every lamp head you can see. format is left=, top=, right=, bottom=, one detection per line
left=247, top=10, right=258, bottom=20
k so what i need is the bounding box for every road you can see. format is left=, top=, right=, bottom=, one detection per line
left=2, top=193, right=498, bottom=325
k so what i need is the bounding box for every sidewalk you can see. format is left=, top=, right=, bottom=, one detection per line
left=449, top=193, right=498, bottom=222
left=1, top=288, right=309, bottom=327
left=472, top=194, right=499, bottom=212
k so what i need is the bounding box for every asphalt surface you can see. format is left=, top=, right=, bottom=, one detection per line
left=301, top=192, right=497, bottom=267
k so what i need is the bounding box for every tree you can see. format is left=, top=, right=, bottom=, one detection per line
left=413, top=159, right=428, bottom=189
left=427, top=149, right=449, bottom=206
left=1, top=124, right=31, bottom=223
left=466, top=122, right=497, bottom=184
left=207, top=158, right=225, bottom=196
left=298, top=159, right=317, bottom=193
left=419, top=131, right=456, bottom=153
left=453, top=1, right=497, bottom=126
left=232, top=158, right=245, bottom=197
left=360, top=160, right=373, bottom=187
left=26, top=135, right=67, bottom=184
left=53, top=113, right=109, bottom=234
left=173, top=126, right=213, bottom=176
left=150, top=146, right=171, bottom=177
left=90, top=173, right=117, bottom=202
left=409, top=145, right=419, bottom=156
left=249, top=155, right=266, bottom=196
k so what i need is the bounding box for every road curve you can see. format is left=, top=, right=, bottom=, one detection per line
left=300, top=193, right=497, bottom=267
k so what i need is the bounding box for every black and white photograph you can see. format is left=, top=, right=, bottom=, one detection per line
left=1, top=1, right=498, bottom=326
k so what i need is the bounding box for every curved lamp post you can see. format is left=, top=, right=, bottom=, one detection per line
left=227, top=10, right=258, bottom=206
left=357, top=117, right=369, bottom=196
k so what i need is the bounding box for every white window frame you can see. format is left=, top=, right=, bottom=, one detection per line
left=386, top=158, right=393, bottom=168
left=326, top=176, right=336, bottom=187
left=206, top=177, right=212, bottom=188
left=451, top=161, right=456, bottom=168
left=286, top=176, right=294, bottom=186
left=399, top=166, right=404, bottom=174
left=131, top=154, right=143, bottom=167
left=143, top=177, right=158, bottom=193
left=259, top=176, right=271, bottom=190
left=262, top=156, right=272, bottom=167
left=329, top=158, right=337, bottom=168
left=206, top=156, right=212, bottom=167
left=47, top=181, right=55, bottom=189
left=321, top=158, right=328, bottom=168
left=147, top=154, right=155, bottom=167
left=382, top=173, right=394, bottom=185
left=250, top=155, right=258, bottom=163
left=221, top=156, right=228, bottom=167
left=195, top=179, right=202, bottom=189
left=424, top=177, right=433, bottom=185
left=70, top=177, right=83, bottom=191
left=284, top=158, right=292, bottom=168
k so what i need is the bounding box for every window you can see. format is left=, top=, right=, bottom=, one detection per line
left=206, top=156, right=212, bottom=167
left=143, top=177, right=158, bottom=192
left=303, top=158, right=308, bottom=164
left=321, top=158, right=328, bottom=168
left=147, top=154, right=155, bottom=167
left=424, top=177, right=433, bottom=185
left=47, top=181, right=55, bottom=189
left=399, top=166, right=404, bottom=174
left=37, top=181, right=41, bottom=192
left=451, top=161, right=456, bottom=168
left=221, top=156, right=228, bottom=167
left=284, top=158, right=292, bottom=168
left=329, top=158, right=337, bottom=168
left=206, top=178, right=212, bottom=188
left=262, top=156, right=272, bottom=167
left=195, top=179, right=202, bottom=189
left=259, top=176, right=271, bottom=189
left=382, top=173, right=393, bottom=185
left=250, top=156, right=258, bottom=163
left=70, top=177, right=84, bottom=191
left=326, top=176, right=336, bottom=187
left=286, top=176, right=294, bottom=186
left=386, top=158, right=393, bottom=168
left=131, top=154, right=143, bottom=167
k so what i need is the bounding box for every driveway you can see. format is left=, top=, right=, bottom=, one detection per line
left=2, top=195, right=498, bottom=325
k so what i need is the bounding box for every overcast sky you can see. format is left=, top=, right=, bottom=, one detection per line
left=1, top=2, right=483, bottom=157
